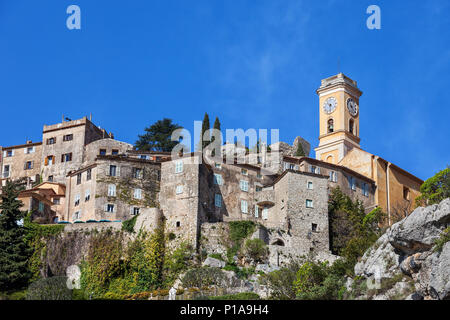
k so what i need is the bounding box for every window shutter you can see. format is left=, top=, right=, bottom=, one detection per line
left=11, top=150, right=14, bottom=156
left=2, top=151, right=6, bottom=157
left=117, top=166, right=120, bottom=177
left=24, top=148, right=27, bottom=154
left=31, top=161, right=34, bottom=169
left=104, top=204, right=108, bottom=212
left=32, top=147, right=35, bottom=153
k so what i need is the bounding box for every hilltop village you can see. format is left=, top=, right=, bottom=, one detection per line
left=0, top=73, right=424, bottom=264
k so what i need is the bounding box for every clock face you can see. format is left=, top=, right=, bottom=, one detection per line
left=347, top=98, right=358, bottom=116
left=323, top=97, right=337, bottom=114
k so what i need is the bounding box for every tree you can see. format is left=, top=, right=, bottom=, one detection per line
left=295, top=142, right=305, bottom=157
left=197, top=113, right=210, bottom=151
left=415, top=167, right=450, bottom=207
left=134, top=118, right=182, bottom=152
left=211, top=116, right=222, bottom=157
left=0, top=181, right=32, bottom=291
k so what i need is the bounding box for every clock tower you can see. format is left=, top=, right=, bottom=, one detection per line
left=314, top=73, right=363, bottom=164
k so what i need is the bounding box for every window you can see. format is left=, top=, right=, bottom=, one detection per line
left=45, top=155, right=54, bottom=166
left=175, top=161, right=183, bottom=173
left=176, top=221, right=181, bottom=228
left=241, top=168, right=248, bottom=176
left=112, top=149, right=119, bottom=155
left=26, top=147, right=35, bottom=154
left=329, top=171, right=338, bottom=182
left=403, top=186, right=410, bottom=201
left=176, top=185, right=183, bottom=194
left=24, top=161, right=33, bottom=170
left=63, top=134, right=73, bottom=141
left=108, top=184, right=116, bottom=197
left=132, top=207, right=140, bottom=215
left=109, top=165, right=117, bottom=176
left=3, top=165, right=10, bottom=178
left=61, top=153, right=72, bottom=162
left=99, top=149, right=107, bottom=156
left=362, top=183, right=369, bottom=197
left=328, top=119, right=334, bottom=133
left=86, top=169, right=92, bottom=181
left=307, top=181, right=313, bottom=190
left=53, top=198, right=60, bottom=205
left=254, top=205, right=259, bottom=218
left=106, top=204, right=114, bottom=213
left=139, top=155, right=149, bottom=160
left=6, top=150, right=13, bottom=157
left=240, top=180, right=249, bottom=192
left=214, top=173, right=223, bottom=185
left=310, top=165, right=320, bottom=174
left=262, top=207, right=268, bottom=220
left=256, top=186, right=263, bottom=192
left=215, top=194, right=222, bottom=208
left=257, top=173, right=262, bottom=179
left=38, top=202, right=44, bottom=213
left=349, top=119, right=354, bottom=135
left=46, top=137, right=56, bottom=145
left=134, top=188, right=142, bottom=199
left=76, top=173, right=82, bottom=185
left=85, top=190, right=90, bottom=202
left=133, top=168, right=143, bottom=179
left=74, top=194, right=80, bottom=206
left=48, top=175, right=53, bottom=182
left=215, top=163, right=222, bottom=169
left=306, top=199, right=313, bottom=208
left=241, top=200, right=248, bottom=214
left=312, top=223, right=318, bottom=232
left=348, top=176, right=356, bottom=191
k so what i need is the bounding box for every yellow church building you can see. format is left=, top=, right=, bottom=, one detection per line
left=314, top=73, right=423, bottom=225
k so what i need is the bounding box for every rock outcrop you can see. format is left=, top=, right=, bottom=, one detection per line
left=355, top=198, right=450, bottom=300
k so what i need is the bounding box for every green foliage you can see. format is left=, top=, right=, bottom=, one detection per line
left=328, top=187, right=385, bottom=275
left=0, top=181, right=33, bottom=291
left=294, top=260, right=346, bottom=300
left=259, top=260, right=303, bottom=300
left=295, top=142, right=305, bottom=157
left=80, top=231, right=124, bottom=298
left=125, top=226, right=166, bottom=293
left=163, top=242, right=193, bottom=286
left=135, top=118, right=182, bottom=152
left=209, top=292, right=260, bottom=300
left=229, top=221, right=256, bottom=243
left=434, top=227, right=450, bottom=253
left=23, top=213, right=64, bottom=281
left=122, top=215, right=138, bottom=233
left=181, top=267, right=226, bottom=288
left=26, top=276, right=72, bottom=300
left=416, top=167, right=450, bottom=207
left=244, top=238, right=268, bottom=263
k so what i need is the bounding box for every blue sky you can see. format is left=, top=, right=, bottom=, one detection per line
left=0, top=0, right=449, bottom=180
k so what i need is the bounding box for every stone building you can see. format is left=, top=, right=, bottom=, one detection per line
left=1, top=141, right=42, bottom=189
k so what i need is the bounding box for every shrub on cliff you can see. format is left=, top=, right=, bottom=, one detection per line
left=416, top=167, right=450, bottom=207
left=181, top=267, right=226, bottom=288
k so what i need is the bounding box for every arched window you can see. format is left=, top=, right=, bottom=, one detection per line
left=349, top=119, right=354, bottom=134
left=272, top=239, right=285, bottom=246
left=327, top=119, right=334, bottom=133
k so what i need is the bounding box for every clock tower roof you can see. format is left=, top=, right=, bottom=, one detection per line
left=316, top=73, right=362, bottom=97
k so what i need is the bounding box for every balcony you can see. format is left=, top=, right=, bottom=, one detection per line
left=255, top=189, right=275, bottom=206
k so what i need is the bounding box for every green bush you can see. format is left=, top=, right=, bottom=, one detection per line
left=182, top=267, right=226, bottom=288
left=244, top=239, right=268, bottom=263
left=229, top=221, right=256, bottom=243
left=415, top=167, right=450, bottom=207
left=259, top=260, right=303, bottom=300
left=26, top=276, right=72, bottom=300
left=434, top=227, right=450, bottom=253
left=208, top=253, right=224, bottom=261
left=122, top=215, right=138, bottom=233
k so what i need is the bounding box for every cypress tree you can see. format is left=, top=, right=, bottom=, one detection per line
left=0, top=181, right=32, bottom=291
left=211, top=116, right=222, bottom=157
left=295, top=142, right=305, bottom=157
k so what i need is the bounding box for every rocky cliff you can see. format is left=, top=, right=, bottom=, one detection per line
left=354, top=198, right=450, bottom=300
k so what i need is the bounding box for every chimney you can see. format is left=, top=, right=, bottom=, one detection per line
left=26, top=140, right=32, bottom=144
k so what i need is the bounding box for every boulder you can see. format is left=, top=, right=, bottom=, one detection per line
left=202, top=257, right=226, bottom=268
